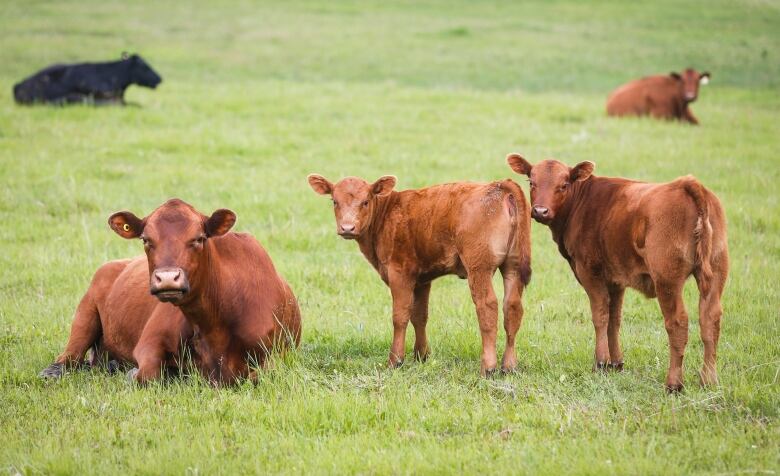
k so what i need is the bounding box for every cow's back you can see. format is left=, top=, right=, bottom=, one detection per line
left=388, top=181, right=525, bottom=275
left=607, top=75, right=678, bottom=117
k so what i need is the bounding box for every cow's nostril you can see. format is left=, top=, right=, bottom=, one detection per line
left=341, top=224, right=356, bottom=232
left=533, top=206, right=549, bottom=217
left=155, top=273, right=162, bottom=283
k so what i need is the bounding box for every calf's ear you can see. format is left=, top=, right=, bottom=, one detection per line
left=371, top=176, right=396, bottom=196
left=570, top=161, right=595, bottom=182
left=108, top=211, right=145, bottom=239
left=308, top=174, right=333, bottom=195
left=700, top=72, right=710, bottom=85
left=506, top=153, right=533, bottom=176
left=205, top=209, right=236, bottom=237
left=670, top=72, right=682, bottom=80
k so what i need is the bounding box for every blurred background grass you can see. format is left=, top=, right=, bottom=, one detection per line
left=0, top=1, right=778, bottom=474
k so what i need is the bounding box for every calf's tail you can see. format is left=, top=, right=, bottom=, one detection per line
left=681, top=176, right=713, bottom=289
left=502, top=180, right=532, bottom=286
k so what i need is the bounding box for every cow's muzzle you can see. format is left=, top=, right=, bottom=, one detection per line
left=338, top=223, right=359, bottom=239
left=150, top=267, right=190, bottom=303
left=531, top=205, right=553, bottom=224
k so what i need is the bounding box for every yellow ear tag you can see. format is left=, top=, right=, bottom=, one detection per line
left=122, top=223, right=131, bottom=232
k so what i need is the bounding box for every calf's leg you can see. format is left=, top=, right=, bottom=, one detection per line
left=388, top=276, right=415, bottom=368
left=607, top=285, right=625, bottom=371
left=695, top=261, right=727, bottom=387
left=580, top=274, right=611, bottom=371
left=655, top=280, right=689, bottom=392
left=411, top=282, right=431, bottom=362
left=466, top=269, right=499, bottom=376
left=41, top=292, right=101, bottom=378
left=499, top=268, right=525, bottom=373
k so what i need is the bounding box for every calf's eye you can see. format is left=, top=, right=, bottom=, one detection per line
left=362, top=200, right=369, bottom=208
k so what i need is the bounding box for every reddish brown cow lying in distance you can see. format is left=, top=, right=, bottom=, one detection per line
left=606, top=68, right=710, bottom=124
left=308, top=174, right=531, bottom=375
left=507, top=154, right=728, bottom=392
left=41, top=199, right=301, bottom=385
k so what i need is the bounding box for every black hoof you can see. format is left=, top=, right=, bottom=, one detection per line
left=609, top=361, right=624, bottom=372
left=594, top=361, right=609, bottom=372
left=106, top=360, right=120, bottom=374
left=665, top=383, right=684, bottom=394
left=39, top=362, right=65, bottom=379
left=483, top=368, right=498, bottom=378
left=126, top=367, right=139, bottom=384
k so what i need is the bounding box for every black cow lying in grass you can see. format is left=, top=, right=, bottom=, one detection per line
left=13, top=53, right=162, bottom=105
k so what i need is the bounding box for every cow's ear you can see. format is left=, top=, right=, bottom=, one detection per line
left=700, top=72, right=710, bottom=85
left=371, top=176, right=396, bottom=197
left=570, top=161, right=595, bottom=182
left=670, top=72, right=682, bottom=80
left=121, top=51, right=129, bottom=60
left=205, top=209, right=236, bottom=237
left=308, top=174, right=333, bottom=195
left=506, top=153, right=533, bottom=176
left=108, top=211, right=145, bottom=239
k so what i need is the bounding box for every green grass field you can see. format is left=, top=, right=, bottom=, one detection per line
left=1, top=1, right=779, bottom=474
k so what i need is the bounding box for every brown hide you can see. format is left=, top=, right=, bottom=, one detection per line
left=42, top=199, right=301, bottom=385
left=606, top=68, right=710, bottom=124
left=508, top=154, right=728, bottom=391
left=309, top=174, right=531, bottom=375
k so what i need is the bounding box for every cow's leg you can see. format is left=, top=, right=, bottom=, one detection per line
left=607, top=285, right=625, bottom=371
left=130, top=309, right=188, bottom=385
left=578, top=271, right=611, bottom=371
left=41, top=292, right=101, bottom=378
left=499, top=267, right=525, bottom=373
left=655, top=280, right=689, bottom=392
left=466, top=268, right=499, bottom=376
left=695, top=259, right=728, bottom=387
left=388, top=275, right=415, bottom=368
left=682, top=106, right=699, bottom=125
left=411, top=282, right=431, bottom=362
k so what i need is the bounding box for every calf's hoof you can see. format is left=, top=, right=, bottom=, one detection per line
left=665, top=383, right=684, bottom=394
left=609, top=361, right=624, bottom=372
left=481, top=367, right=498, bottom=378
left=39, top=362, right=65, bottom=379
left=106, top=360, right=120, bottom=374
left=387, top=357, right=404, bottom=369
left=126, top=367, right=140, bottom=384
left=699, top=369, right=719, bottom=387
left=413, top=347, right=430, bottom=363
left=593, top=361, right=609, bottom=373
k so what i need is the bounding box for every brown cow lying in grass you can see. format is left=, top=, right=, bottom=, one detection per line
left=40, top=199, right=301, bottom=385
left=507, top=154, right=728, bottom=392
left=308, top=174, right=531, bottom=375
left=606, top=68, right=710, bottom=124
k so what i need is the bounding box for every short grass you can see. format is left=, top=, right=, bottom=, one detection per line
left=1, top=0, right=779, bottom=474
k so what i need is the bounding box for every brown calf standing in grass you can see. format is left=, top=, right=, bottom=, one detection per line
left=41, top=199, right=301, bottom=385
left=507, top=154, right=728, bottom=391
left=606, top=68, right=711, bottom=124
left=308, top=174, right=531, bottom=375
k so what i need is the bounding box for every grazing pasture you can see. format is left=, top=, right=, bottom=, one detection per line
left=0, top=0, right=778, bottom=474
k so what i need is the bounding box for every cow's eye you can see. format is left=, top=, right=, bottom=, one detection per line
left=332, top=200, right=338, bottom=208
left=141, top=237, right=151, bottom=247
left=529, top=182, right=536, bottom=190
left=362, top=200, right=369, bottom=208
left=192, top=236, right=205, bottom=247
left=559, top=183, right=569, bottom=192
